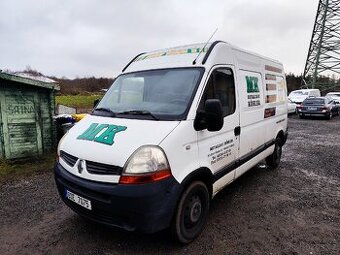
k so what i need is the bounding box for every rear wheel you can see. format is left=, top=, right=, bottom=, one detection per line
left=171, top=181, right=209, bottom=244
left=266, top=138, right=282, bottom=169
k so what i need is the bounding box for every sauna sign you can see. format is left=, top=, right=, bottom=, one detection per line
left=7, top=104, right=35, bottom=115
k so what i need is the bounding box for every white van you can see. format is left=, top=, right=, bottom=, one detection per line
left=288, top=89, right=320, bottom=104
left=325, top=92, right=340, bottom=103
left=55, top=41, right=288, bottom=243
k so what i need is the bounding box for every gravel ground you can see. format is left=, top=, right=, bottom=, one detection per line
left=0, top=115, right=339, bottom=255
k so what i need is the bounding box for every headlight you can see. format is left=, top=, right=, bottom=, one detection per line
left=119, top=146, right=172, bottom=184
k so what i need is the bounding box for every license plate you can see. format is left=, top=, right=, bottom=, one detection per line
left=65, top=190, right=92, bottom=210
left=308, top=107, right=317, bottom=111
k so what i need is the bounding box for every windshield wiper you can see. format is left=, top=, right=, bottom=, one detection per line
left=117, top=110, right=159, bottom=120
left=92, top=107, right=116, bottom=117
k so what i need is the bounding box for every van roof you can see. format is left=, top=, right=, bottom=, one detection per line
left=123, top=41, right=283, bottom=73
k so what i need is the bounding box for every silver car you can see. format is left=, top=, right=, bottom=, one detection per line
left=297, top=97, right=339, bottom=119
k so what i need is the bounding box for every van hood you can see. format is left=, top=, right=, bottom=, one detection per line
left=59, top=115, right=180, bottom=168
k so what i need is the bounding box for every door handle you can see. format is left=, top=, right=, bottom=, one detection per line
left=234, top=126, right=241, bottom=136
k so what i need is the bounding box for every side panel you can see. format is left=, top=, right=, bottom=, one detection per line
left=233, top=53, right=287, bottom=180
left=263, top=73, right=288, bottom=144
left=237, top=70, right=265, bottom=179
left=159, top=120, right=200, bottom=184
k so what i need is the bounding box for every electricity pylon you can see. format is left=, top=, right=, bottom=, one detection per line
left=303, top=0, right=340, bottom=90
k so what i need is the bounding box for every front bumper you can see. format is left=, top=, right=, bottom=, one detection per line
left=54, top=163, right=182, bottom=233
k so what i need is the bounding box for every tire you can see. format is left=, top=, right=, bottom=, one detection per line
left=328, top=112, right=333, bottom=120
left=266, top=138, right=282, bottom=169
left=299, top=114, right=304, bottom=119
left=171, top=181, right=210, bottom=244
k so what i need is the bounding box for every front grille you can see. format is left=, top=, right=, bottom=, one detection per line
left=60, top=150, right=122, bottom=175
left=86, top=160, right=123, bottom=175
left=60, top=150, right=78, bottom=167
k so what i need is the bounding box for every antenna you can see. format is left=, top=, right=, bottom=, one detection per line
left=193, top=28, right=218, bottom=65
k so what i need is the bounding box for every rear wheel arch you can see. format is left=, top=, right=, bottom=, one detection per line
left=266, top=132, right=284, bottom=169
left=276, top=130, right=285, bottom=146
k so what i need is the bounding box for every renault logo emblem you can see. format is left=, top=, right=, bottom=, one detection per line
left=77, top=160, right=84, bottom=174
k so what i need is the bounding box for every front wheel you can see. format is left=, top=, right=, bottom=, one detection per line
left=266, top=138, right=282, bottom=169
left=171, top=181, right=210, bottom=244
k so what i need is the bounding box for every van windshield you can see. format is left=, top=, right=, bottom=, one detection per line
left=93, top=68, right=203, bottom=120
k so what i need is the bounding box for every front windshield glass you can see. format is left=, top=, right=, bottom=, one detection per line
left=94, top=68, right=203, bottom=120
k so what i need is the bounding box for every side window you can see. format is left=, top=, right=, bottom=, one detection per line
left=199, top=68, right=236, bottom=117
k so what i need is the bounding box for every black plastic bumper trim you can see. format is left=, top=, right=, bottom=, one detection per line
left=213, top=139, right=276, bottom=182
left=54, top=163, right=182, bottom=233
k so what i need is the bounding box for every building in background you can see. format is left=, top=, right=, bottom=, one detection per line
left=0, top=71, right=59, bottom=159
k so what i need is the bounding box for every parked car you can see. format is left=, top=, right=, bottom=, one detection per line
left=288, top=89, right=320, bottom=104
left=325, top=92, right=340, bottom=103
left=287, top=98, right=297, bottom=114
left=297, top=97, right=339, bottom=119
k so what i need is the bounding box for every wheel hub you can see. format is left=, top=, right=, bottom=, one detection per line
left=189, top=197, right=202, bottom=223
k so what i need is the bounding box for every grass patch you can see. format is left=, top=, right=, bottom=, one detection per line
left=56, top=94, right=102, bottom=108
left=0, top=153, right=56, bottom=184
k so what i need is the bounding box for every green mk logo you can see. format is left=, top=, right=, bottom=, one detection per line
left=246, top=76, right=259, bottom=93
left=77, top=123, right=127, bottom=145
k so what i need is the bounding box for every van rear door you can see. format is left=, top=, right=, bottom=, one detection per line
left=196, top=67, right=240, bottom=190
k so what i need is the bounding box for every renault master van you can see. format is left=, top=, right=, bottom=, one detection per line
left=55, top=41, right=288, bottom=243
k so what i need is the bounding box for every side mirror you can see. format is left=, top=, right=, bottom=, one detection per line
left=194, top=99, right=224, bottom=132
left=93, top=99, right=100, bottom=108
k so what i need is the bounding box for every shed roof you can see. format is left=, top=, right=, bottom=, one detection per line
left=0, top=71, right=60, bottom=90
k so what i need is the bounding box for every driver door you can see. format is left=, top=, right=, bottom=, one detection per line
left=197, top=66, right=240, bottom=192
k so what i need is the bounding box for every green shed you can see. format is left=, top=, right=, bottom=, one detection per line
left=0, top=71, right=60, bottom=159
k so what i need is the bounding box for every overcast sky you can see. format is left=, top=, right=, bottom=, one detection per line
left=0, top=0, right=318, bottom=78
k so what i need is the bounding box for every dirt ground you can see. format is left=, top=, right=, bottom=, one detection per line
left=0, top=115, right=339, bottom=255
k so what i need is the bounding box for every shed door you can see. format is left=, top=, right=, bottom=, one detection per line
left=0, top=89, right=43, bottom=159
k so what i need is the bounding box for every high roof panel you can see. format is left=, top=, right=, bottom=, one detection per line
left=124, top=43, right=212, bottom=72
